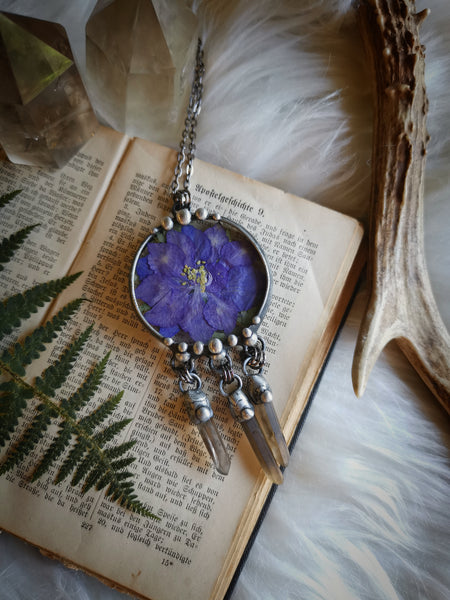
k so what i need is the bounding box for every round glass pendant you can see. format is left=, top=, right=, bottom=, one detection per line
left=130, top=212, right=271, bottom=354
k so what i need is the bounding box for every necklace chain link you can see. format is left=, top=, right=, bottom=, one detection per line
left=171, top=39, right=205, bottom=208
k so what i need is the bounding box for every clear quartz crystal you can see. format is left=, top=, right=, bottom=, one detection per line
left=197, top=419, right=231, bottom=476
left=0, top=12, right=98, bottom=168
left=85, top=0, right=198, bottom=145
left=242, top=418, right=284, bottom=485
left=253, top=402, right=290, bottom=468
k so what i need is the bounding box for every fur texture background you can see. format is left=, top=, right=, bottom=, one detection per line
left=0, top=1, right=449, bottom=599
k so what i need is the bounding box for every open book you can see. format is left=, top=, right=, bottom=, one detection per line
left=0, top=127, right=364, bottom=600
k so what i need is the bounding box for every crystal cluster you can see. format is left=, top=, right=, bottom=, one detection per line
left=85, top=0, right=198, bottom=145
left=0, top=12, right=98, bottom=168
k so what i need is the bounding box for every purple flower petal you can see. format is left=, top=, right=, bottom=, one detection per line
left=178, top=287, right=214, bottom=342
left=205, top=224, right=229, bottom=261
left=204, top=293, right=239, bottom=333
left=207, top=262, right=229, bottom=294
left=143, top=286, right=188, bottom=329
left=146, top=241, right=186, bottom=276
left=166, top=228, right=195, bottom=265
left=135, top=273, right=172, bottom=307
left=220, top=240, right=255, bottom=267
left=135, top=255, right=153, bottom=280
left=228, top=265, right=264, bottom=311
left=181, top=225, right=212, bottom=261
left=159, top=325, right=180, bottom=338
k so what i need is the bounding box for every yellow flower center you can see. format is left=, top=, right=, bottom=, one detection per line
left=182, top=261, right=209, bottom=293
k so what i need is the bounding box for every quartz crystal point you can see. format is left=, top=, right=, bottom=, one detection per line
left=247, top=374, right=289, bottom=468
left=253, top=402, right=289, bottom=468
left=183, top=388, right=231, bottom=475
left=241, top=418, right=284, bottom=485
left=197, top=419, right=231, bottom=476
left=0, top=12, right=98, bottom=167
left=228, top=387, right=284, bottom=484
left=86, top=0, right=198, bottom=145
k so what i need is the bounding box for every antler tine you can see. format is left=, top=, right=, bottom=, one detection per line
left=352, top=0, right=450, bottom=414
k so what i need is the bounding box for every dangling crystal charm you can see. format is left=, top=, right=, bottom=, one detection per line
left=180, top=376, right=231, bottom=475
left=221, top=375, right=284, bottom=485
left=246, top=374, right=289, bottom=468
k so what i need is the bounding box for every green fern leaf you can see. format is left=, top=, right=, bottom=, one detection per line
left=32, top=354, right=111, bottom=480
left=71, top=451, right=97, bottom=487
left=0, top=273, right=82, bottom=336
left=0, top=298, right=85, bottom=376
left=106, top=482, right=150, bottom=516
left=0, top=403, right=55, bottom=475
left=70, top=421, right=131, bottom=487
left=92, top=418, right=132, bottom=446
left=31, top=422, right=72, bottom=482
left=55, top=438, right=88, bottom=484
left=109, top=457, right=136, bottom=472
left=0, top=381, right=34, bottom=447
left=0, top=224, right=38, bottom=271
left=1, top=197, right=157, bottom=518
left=93, top=470, right=114, bottom=491
left=108, top=478, right=146, bottom=516
left=0, top=189, right=22, bottom=209
left=104, top=440, right=137, bottom=460
left=34, top=325, right=93, bottom=397
left=61, top=353, right=110, bottom=416
left=81, top=464, right=103, bottom=493
left=78, top=391, right=124, bottom=435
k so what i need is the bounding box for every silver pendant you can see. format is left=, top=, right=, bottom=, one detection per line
left=130, top=202, right=289, bottom=483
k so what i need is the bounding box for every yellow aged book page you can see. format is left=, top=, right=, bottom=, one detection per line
left=0, top=133, right=363, bottom=600
left=0, top=126, right=130, bottom=332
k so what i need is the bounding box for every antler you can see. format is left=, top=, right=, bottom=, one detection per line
left=352, top=0, right=450, bottom=414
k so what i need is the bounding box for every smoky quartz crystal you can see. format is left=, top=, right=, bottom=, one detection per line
left=0, top=12, right=98, bottom=168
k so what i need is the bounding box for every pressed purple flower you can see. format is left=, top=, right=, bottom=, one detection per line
left=134, top=223, right=264, bottom=342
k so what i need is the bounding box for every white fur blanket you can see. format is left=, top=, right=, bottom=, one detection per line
left=0, top=1, right=449, bottom=599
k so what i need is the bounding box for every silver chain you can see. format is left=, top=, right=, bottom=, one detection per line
left=171, top=38, right=205, bottom=209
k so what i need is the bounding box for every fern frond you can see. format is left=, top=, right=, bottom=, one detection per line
left=31, top=422, right=72, bottom=481
left=0, top=189, right=22, bottom=209
left=103, top=440, right=137, bottom=459
left=34, top=325, right=93, bottom=397
left=92, top=418, right=132, bottom=446
left=1, top=199, right=157, bottom=518
left=0, top=322, right=93, bottom=470
left=55, top=438, right=88, bottom=484
left=0, top=272, right=82, bottom=336
left=68, top=419, right=132, bottom=487
left=1, top=360, right=156, bottom=518
left=61, top=353, right=110, bottom=416
left=69, top=415, right=130, bottom=487
left=0, top=298, right=85, bottom=376
left=0, top=403, right=55, bottom=475
left=32, top=355, right=111, bottom=480
left=0, top=381, right=34, bottom=447
left=109, top=456, right=136, bottom=472
left=81, top=465, right=104, bottom=493
left=93, top=470, right=115, bottom=491
left=78, top=391, right=124, bottom=435
left=70, top=450, right=97, bottom=487
left=0, top=224, right=38, bottom=271
left=106, top=481, right=150, bottom=516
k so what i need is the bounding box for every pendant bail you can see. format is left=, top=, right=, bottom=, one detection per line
left=172, top=189, right=191, bottom=212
